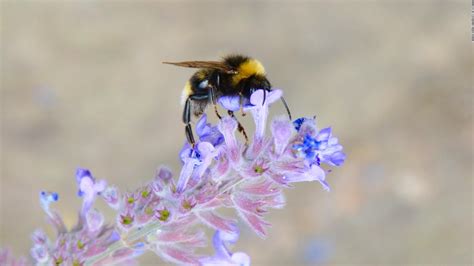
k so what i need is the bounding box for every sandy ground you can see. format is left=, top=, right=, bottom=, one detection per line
left=1, top=1, right=472, bottom=265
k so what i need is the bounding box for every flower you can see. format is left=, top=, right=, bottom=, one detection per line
left=76, top=167, right=106, bottom=216
left=218, top=95, right=248, bottom=112
left=244, top=89, right=282, bottom=139
left=292, top=118, right=346, bottom=167
left=196, top=114, right=224, bottom=147
left=18, top=88, right=345, bottom=265
left=39, top=191, right=58, bottom=216
left=101, top=186, right=120, bottom=209
left=201, top=228, right=250, bottom=266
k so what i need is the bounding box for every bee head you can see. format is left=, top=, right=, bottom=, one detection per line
left=242, top=74, right=271, bottom=98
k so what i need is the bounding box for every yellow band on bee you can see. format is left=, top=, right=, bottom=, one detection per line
left=232, top=59, right=265, bottom=85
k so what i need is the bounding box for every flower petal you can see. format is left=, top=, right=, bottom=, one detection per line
left=218, top=95, right=241, bottom=112
left=197, top=211, right=237, bottom=233
left=271, top=117, right=293, bottom=155
left=218, top=116, right=241, bottom=165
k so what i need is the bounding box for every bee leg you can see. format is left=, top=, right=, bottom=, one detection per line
left=239, top=92, right=246, bottom=117
left=208, top=85, right=222, bottom=120
left=185, top=93, right=211, bottom=148
left=183, top=97, right=196, bottom=148
left=280, top=96, right=292, bottom=120
left=185, top=124, right=195, bottom=148
left=228, top=110, right=249, bottom=145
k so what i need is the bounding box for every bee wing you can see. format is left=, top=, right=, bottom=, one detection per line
left=163, top=61, right=237, bottom=74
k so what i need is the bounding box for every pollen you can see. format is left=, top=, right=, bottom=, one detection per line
left=121, top=214, right=134, bottom=225
left=182, top=199, right=194, bottom=210
left=77, top=240, right=85, bottom=250
left=157, top=208, right=170, bottom=222
left=141, top=190, right=150, bottom=199
left=254, top=165, right=265, bottom=174
left=145, top=206, right=154, bottom=215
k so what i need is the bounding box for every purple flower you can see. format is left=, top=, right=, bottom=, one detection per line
left=195, top=114, right=224, bottom=147
left=292, top=118, right=346, bottom=167
left=244, top=89, right=282, bottom=139
left=293, top=117, right=308, bottom=131
left=218, top=116, right=241, bottom=165
left=86, top=208, right=104, bottom=232
left=313, top=128, right=346, bottom=166
left=218, top=95, right=246, bottom=112
left=179, top=114, right=224, bottom=162
left=76, top=168, right=106, bottom=215
left=39, top=191, right=58, bottom=216
left=201, top=229, right=250, bottom=266
left=102, top=186, right=120, bottom=209
left=177, top=145, right=204, bottom=193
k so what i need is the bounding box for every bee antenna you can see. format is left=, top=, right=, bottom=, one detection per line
left=280, top=96, right=292, bottom=120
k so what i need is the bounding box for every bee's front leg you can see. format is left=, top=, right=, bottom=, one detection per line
left=183, top=97, right=195, bottom=148
left=208, top=85, right=222, bottom=120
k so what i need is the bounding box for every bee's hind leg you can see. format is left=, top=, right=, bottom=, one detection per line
left=228, top=110, right=249, bottom=145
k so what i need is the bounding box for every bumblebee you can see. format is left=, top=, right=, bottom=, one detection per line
left=163, top=54, right=291, bottom=147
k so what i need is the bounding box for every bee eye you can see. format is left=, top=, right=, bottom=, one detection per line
left=198, top=80, right=208, bottom=89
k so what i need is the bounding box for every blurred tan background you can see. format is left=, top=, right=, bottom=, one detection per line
left=1, top=1, right=472, bottom=265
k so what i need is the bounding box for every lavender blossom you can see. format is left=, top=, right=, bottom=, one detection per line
left=3, top=89, right=345, bottom=265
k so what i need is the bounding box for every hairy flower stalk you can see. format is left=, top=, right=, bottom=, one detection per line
left=1, top=89, right=345, bottom=266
